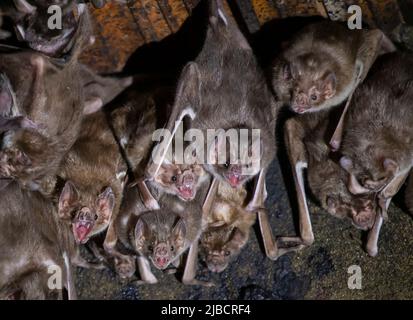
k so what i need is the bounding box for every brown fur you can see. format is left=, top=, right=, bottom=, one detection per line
left=0, top=182, right=76, bottom=299
left=340, top=53, right=413, bottom=193
left=200, top=182, right=256, bottom=273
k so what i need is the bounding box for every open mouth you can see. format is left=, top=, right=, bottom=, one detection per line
left=226, top=173, right=242, bottom=188
left=178, top=186, right=194, bottom=200
left=152, top=257, right=169, bottom=270
left=73, top=220, right=93, bottom=244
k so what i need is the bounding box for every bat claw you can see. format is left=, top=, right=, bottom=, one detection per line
left=132, top=278, right=158, bottom=285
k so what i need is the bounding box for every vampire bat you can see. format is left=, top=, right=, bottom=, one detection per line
left=57, top=110, right=126, bottom=247
left=0, top=182, right=77, bottom=299
left=144, top=0, right=281, bottom=260
left=282, top=106, right=379, bottom=257
left=105, top=171, right=213, bottom=286
left=200, top=181, right=256, bottom=273
left=340, top=52, right=413, bottom=255
left=271, top=21, right=396, bottom=150
left=3, top=0, right=86, bottom=58
left=0, top=7, right=97, bottom=194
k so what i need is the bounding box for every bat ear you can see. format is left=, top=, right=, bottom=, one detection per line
left=58, top=181, right=79, bottom=219
left=134, top=218, right=148, bottom=251
left=340, top=156, right=353, bottom=172
left=383, top=158, right=398, bottom=175
left=326, top=196, right=338, bottom=214
left=96, top=187, right=115, bottom=223
left=322, top=72, right=337, bottom=100
left=173, top=218, right=186, bottom=248
left=174, top=62, right=201, bottom=112
left=13, top=0, right=37, bottom=14
left=283, top=63, right=292, bottom=81
left=0, top=75, right=13, bottom=115
left=83, top=97, right=103, bottom=115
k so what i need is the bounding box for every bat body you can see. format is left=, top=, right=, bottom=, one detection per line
left=0, top=182, right=76, bottom=299
left=200, top=182, right=255, bottom=273
left=0, top=8, right=93, bottom=194
left=340, top=52, right=413, bottom=256
left=57, top=110, right=125, bottom=246
left=272, top=20, right=395, bottom=150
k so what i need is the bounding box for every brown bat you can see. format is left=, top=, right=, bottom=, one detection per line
left=105, top=170, right=213, bottom=286
left=271, top=21, right=396, bottom=150
left=282, top=106, right=379, bottom=257
left=0, top=7, right=96, bottom=194
left=57, top=111, right=126, bottom=247
left=200, top=182, right=256, bottom=273
left=340, top=52, right=413, bottom=255
left=144, top=0, right=281, bottom=260
left=0, top=182, right=77, bottom=299
left=3, top=0, right=84, bottom=57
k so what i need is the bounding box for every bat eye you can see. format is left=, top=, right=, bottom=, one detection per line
left=223, top=161, right=230, bottom=169
left=171, top=175, right=177, bottom=182
left=224, top=250, right=230, bottom=256
left=311, top=94, right=317, bottom=101
left=94, top=214, right=98, bottom=220
left=170, top=245, right=174, bottom=252
left=148, top=245, right=153, bottom=252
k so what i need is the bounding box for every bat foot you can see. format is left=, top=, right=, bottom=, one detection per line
left=0, top=148, right=31, bottom=177
left=114, top=257, right=136, bottom=279
left=365, top=243, right=379, bottom=257
left=143, top=197, right=160, bottom=210
left=182, top=279, right=215, bottom=287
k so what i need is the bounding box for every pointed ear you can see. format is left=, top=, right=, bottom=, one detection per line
left=83, top=97, right=103, bottom=115
left=134, top=218, right=148, bottom=251
left=0, top=75, right=13, bottom=115
left=96, top=187, right=115, bottom=223
left=229, top=228, right=247, bottom=250
left=173, top=218, right=186, bottom=249
left=322, top=72, right=337, bottom=100
left=340, top=156, right=353, bottom=172
left=58, top=181, right=78, bottom=219
left=383, top=158, right=398, bottom=176
left=174, top=62, right=201, bottom=111
left=283, top=63, right=292, bottom=81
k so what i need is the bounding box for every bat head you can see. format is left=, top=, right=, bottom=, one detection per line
left=282, top=55, right=337, bottom=114
left=154, top=162, right=207, bottom=201
left=58, top=181, right=115, bottom=244
left=13, top=1, right=85, bottom=57
left=201, top=226, right=245, bottom=273
left=206, top=130, right=262, bottom=188
left=134, top=212, right=186, bottom=270
left=326, top=194, right=377, bottom=230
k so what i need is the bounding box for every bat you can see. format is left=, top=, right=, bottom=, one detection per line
left=271, top=21, right=396, bottom=150
left=340, top=52, right=413, bottom=255
left=143, top=0, right=280, bottom=260
left=0, top=182, right=77, bottom=299
left=0, top=6, right=97, bottom=194
left=200, top=181, right=256, bottom=273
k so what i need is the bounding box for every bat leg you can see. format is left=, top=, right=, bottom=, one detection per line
left=246, top=169, right=267, bottom=212
left=182, top=241, right=214, bottom=287
left=202, top=177, right=219, bottom=218
left=72, top=252, right=106, bottom=270
left=285, top=118, right=314, bottom=246
left=257, top=208, right=306, bottom=261
left=87, top=241, right=108, bottom=264
left=136, top=180, right=159, bottom=210
left=135, top=256, right=158, bottom=284
left=365, top=214, right=383, bottom=257
left=145, top=107, right=195, bottom=179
